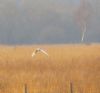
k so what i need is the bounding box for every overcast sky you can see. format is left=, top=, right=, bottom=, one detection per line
left=0, top=0, right=99, bottom=45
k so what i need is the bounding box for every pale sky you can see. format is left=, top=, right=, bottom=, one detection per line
left=0, top=0, right=99, bottom=44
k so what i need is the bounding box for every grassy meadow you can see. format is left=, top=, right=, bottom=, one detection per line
left=0, top=44, right=100, bottom=93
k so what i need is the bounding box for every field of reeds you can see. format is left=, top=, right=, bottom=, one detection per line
left=0, top=44, right=100, bottom=93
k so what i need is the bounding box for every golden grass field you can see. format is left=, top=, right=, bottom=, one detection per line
left=0, top=44, right=100, bottom=93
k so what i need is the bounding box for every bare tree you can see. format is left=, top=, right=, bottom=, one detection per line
left=75, top=0, right=92, bottom=43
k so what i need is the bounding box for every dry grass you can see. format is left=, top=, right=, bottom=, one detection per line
left=0, top=44, right=100, bottom=93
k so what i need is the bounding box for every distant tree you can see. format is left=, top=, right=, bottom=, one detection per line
left=75, top=0, right=93, bottom=43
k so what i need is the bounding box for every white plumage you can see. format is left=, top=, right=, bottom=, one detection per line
left=32, top=48, right=49, bottom=57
